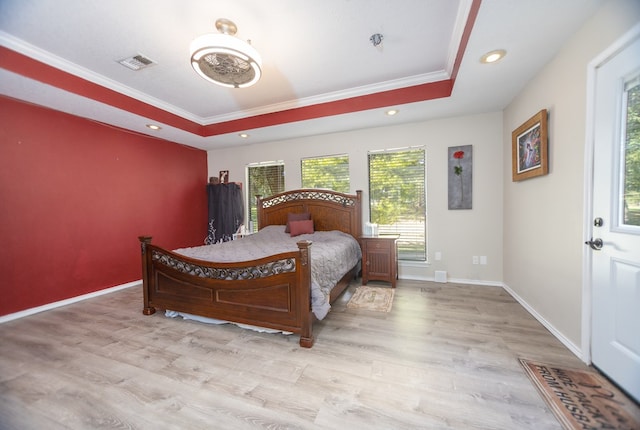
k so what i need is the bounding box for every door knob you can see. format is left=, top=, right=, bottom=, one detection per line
left=585, top=237, right=603, bottom=250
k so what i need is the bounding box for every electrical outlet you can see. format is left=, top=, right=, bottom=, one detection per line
left=435, top=251, right=442, bottom=261
left=472, top=256, right=479, bottom=265
left=480, top=256, right=487, bottom=265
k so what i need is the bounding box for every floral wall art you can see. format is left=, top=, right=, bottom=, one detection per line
left=448, top=145, right=472, bottom=209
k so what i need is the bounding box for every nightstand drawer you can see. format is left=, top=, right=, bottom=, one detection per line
left=367, top=239, right=393, bottom=250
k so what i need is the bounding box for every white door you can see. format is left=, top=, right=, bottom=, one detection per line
left=590, top=30, right=640, bottom=403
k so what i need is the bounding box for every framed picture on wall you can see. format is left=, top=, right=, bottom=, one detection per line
left=512, top=109, right=548, bottom=181
left=448, top=144, right=473, bottom=210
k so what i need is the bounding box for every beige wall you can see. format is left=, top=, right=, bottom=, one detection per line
left=503, top=0, right=640, bottom=356
left=208, top=111, right=504, bottom=284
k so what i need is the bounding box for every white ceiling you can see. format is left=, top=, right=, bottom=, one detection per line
left=0, top=0, right=604, bottom=150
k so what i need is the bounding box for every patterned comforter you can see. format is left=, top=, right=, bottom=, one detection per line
left=174, top=225, right=362, bottom=319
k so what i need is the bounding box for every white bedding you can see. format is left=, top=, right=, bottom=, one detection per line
left=173, top=225, right=362, bottom=320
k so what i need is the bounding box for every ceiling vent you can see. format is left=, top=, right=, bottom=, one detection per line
left=118, top=54, right=156, bottom=71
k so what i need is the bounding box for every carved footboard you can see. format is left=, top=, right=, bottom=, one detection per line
left=139, top=237, right=315, bottom=347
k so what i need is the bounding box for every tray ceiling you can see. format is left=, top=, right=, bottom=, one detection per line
left=0, top=0, right=604, bottom=149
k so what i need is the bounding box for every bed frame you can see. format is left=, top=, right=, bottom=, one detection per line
left=139, top=189, right=362, bottom=348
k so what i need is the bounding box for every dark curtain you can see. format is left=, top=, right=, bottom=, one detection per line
left=205, top=183, right=244, bottom=244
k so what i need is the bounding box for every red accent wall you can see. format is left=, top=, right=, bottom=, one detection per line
left=0, top=97, right=208, bottom=316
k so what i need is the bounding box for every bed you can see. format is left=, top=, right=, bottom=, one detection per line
left=138, top=189, right=362, bottom=347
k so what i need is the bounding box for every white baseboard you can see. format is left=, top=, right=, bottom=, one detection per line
left=400, top=274, right=503, bottom=287
left=502, top=282, right=584, bottom=361
left=447, top=277, right=504, bottom=287
left=0, top=280, right=141, bottom=324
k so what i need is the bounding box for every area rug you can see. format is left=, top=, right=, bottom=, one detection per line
left=519, top=358, right=640, bottom=430
left=347, top=286, right=394, bottom=312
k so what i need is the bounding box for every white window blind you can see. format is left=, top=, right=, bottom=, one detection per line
left=247, top=161, right=285, bottom=232
left=301, top=154, right=350, bottom=193
left=368, top=147, right=426, bottom=261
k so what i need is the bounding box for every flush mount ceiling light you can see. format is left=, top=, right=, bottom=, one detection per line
left=190, top=18, right=262, bottom=88
left=480, top=49, right=507, bottom=64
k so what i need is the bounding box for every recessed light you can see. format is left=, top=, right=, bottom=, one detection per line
left=239, top=133, right=249, bottom=138
left=386, top=109, right=399, bottom=116
left=480, top=49, right=506, bottom=64
left=146, top=124, right=161, bottom=130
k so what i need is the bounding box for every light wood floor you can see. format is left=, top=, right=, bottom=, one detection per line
left=0, top=280, right=590, bottom=429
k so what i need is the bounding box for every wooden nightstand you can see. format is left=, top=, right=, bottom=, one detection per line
left=359, top=235, right=399, bottom=288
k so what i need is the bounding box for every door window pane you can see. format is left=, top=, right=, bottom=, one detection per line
left=623, top=78, right=640, bottom=226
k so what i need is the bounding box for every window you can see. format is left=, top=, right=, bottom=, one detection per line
left=301, top=154, right=350, bottom=193
left=246, top=161, right=285, bottom=232
left=368, top=147, right=426, bottom=261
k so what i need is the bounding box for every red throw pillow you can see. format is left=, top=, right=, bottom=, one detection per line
left=285, top=212, right=311, bottom=233
left=289, top=219, right=314, bottom=237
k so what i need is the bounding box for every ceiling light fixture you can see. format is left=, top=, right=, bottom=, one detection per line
left=386, top=109, right=399, bottom=116
left=146, top=124, right=161, bottom=130
left=480, top=49, right=506, bottom=64
left=190, top=18, right=262, bottom=88
left=239, top=133, right=249, bottom=138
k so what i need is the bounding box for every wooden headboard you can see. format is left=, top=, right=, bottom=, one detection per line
left=257, top=189, right=362, bottom=239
